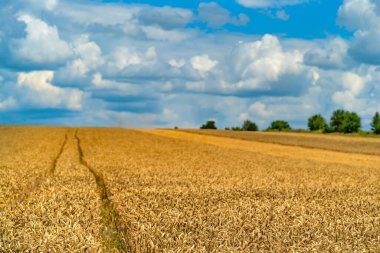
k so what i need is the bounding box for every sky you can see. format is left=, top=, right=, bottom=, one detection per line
left=0, top=0, right=380, bottom=129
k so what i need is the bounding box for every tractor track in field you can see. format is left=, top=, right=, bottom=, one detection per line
left=74, top=130, right=130, bottom=252
left=4, top=131, right=69, bottom=209
left=50, top=132, right=69, bottom=174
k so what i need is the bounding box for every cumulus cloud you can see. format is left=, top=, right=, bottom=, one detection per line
left=225, top=35, right=306, bottom=93
left=105, top=47, right=142, bottom=74
left=2, top=0, right=380, bottom=129
left=25, top=0, right=59, bottom=11
left=275, top=10, right=290, bottom=21
left=198, top=2, right=250, bottom=28
left=0, top=97, right=16, bottom=110
left=141, top=25, right=196, bottom=42
left=338, top=0, right=380, bottom=65
left=57, top=2, right=137, bottom=26
left=304, top=37, right=350, bottom=69
left=332, top=72, right=367, bottom=110
left=59, top=35, right=103, bottom=79
left=138, top=6, right=193, bottom=29
left=17, top=71, right=84, bottom=110
left=13, top=15, right=72, bottom=64
left=261, top=9, right=290, bottom=21
left=92, top=73, right=139, bottom=94
left=248, top=101, right=274, bottom=117
left=190, top=55, right=218, bottom=77
left=236, top=0, right=307, bottom=8
left=168, top=59, right=186, bottom=68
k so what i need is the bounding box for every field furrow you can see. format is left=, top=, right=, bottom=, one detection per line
left=0, top=130, right=103, bottom=252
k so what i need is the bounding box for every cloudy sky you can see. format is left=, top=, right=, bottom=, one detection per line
left=0, top=0, right=379, bottom=129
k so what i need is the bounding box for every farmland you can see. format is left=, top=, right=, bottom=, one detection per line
left=1, top=126, right=380, bottom=252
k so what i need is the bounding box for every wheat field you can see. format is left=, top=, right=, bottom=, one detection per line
left=1, top=126, right=380, bottom=252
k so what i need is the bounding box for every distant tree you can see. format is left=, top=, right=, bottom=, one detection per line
left=308, top=114, right=327, bottom=131
left=371, top=112, right=380, bottom=134
left=231, top=126, right=243, bottom=131
left=174, top=126, right=179, bottom=130
left=267, top=120, right=291, bottom=131
left=242, top=120, right=259, bottom=131
left=200, top=120, right=217, bottom=130
left=330, top=109, right=347, bottom=132
left=329, top=109, right=361, bottom=133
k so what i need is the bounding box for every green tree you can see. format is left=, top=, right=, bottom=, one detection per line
left=330, top=109, right=346, bottom=132
left=267, top=120, right=291, bottom=131
left=371, top=112, right=380, bottom=134
left=329, top=109, right=361, bottom=133
left=242, top=120, right=258, bottom=131
left=308, top=114, right=327, bottom=131
left=200, top=120, right=217, bottom=130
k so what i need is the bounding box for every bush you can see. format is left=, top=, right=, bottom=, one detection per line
left=308, top=114, right=327, bottom=131
left=371, top=112, right=380, bottom=134
left=329, top=109, right=361, bottom=133
left=242, top=120, right=258, bottom=131
left=200, top=120, right=217, bottom=130
left=267, top=120, right=291, bottom=131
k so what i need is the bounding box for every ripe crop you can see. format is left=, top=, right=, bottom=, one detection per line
left=183, top=129, right=380, bottom=156
left=79, top=128, right=380, bottom=252
left=1, top=126, right=380, bottom=252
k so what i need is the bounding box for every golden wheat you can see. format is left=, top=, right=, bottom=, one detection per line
left=78, top=128, right=380, bottom=252
left=0, top=129, right=103, bottom=251
left=0, top=126, right=66, bottom=207
left=183, top=129, right=380, bottom=156
left=2, top=126, right=380, bottom=252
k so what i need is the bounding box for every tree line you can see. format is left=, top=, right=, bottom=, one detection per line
left=199, top=110, right=380, bottom=135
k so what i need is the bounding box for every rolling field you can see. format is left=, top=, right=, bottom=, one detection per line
left=182, top=129, right=380, bottom=156
left=1, top=126, right=380, bottom=252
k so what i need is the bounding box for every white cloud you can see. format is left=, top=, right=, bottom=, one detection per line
left=198, top=2, right=250, bottom=28
left=190, top=54, right=218, bottom=77
left=341, top=72, right=365, bottom=95
left=0, top=97, right=16, bottom=110
left=60, top=35, right=104, bottom=78
left=106, top=47, right=142, bottom=73
left=92, top=73, right=139, bottom=94
left=275, top=10, right=290, bottom=21
left=227, top=34, right=305, bottom=90
left=138, top=5, right=193, bottom=29
left=145, top=47, right=157, bottom=59
left=304, top=37, right=349, bottom=69
left=17, top=71, right=83, bottom=110
left=338, top=0, right=380, bottom=65
left=338, top=0, right=379, bottom=31
left=141, top=25, right=196, bottom=42
left=168, top=59, right=186, bottom=68
left=249, top=101, right=274, bottom=117
left=332, top=72, right=367, bottom=110
left=238, top=35, right=301, bottom=79
left=236, top=0, right=307, bottom=8
left=25, top=0, right=59, bottom=11
left=58, top=2, right=137, bottom=26
left=13, top=15, right=72, bottom=64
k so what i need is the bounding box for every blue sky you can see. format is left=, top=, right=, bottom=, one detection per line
left=0, top=0, right=380, bottom=129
